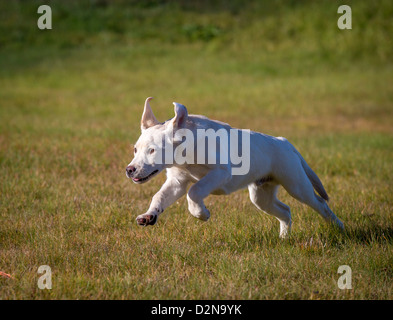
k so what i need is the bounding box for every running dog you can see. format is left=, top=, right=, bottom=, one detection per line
left=126, top=97, right=344, bottom=238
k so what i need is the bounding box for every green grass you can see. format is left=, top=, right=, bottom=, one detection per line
left=0, top=0, right=392, bottom=299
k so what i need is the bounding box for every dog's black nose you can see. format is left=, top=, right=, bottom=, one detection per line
left=126, top=165, right=136, bottom=176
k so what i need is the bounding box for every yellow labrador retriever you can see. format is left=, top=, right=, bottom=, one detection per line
left=126, top=98, right=344, bottom=238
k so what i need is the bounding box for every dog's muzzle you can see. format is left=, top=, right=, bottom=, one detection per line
left=126, top=165, right=136, bottom=178
left=126, top=166, right=159, bottom=183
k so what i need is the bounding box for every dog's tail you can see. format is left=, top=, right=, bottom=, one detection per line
left=294, top=149, right=329, bottom=201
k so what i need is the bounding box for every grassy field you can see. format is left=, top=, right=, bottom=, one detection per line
left=0, top=0, right=392, bottom=299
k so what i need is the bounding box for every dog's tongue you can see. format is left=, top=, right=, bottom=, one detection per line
left=133, top=177, right=140, bottom=181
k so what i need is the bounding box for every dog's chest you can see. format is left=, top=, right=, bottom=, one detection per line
left=181, top=165, right=211, bottom=182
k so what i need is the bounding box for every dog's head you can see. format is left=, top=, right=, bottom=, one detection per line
left=126, top=97, right=188, bottom=183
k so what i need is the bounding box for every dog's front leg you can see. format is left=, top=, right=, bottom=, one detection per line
left=187, top=168, right=231, bottom=221
left=136, top=175, right=189, bottom=226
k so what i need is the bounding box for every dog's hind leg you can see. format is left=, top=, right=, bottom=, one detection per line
left=279, top=162, right=344, bottom=231
left=248, top=183, right=292, bottom=238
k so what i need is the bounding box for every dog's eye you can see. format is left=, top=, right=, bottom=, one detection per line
left=134, top=148, right=137, bottom=154
left=150, top=148, right=155, bottom=154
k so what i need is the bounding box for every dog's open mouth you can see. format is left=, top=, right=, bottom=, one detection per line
left=132, top=170, right=159, bottom=183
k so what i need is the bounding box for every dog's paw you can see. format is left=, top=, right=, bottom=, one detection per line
left=190, top=206, right=210, bottom=221
left=136, top=213, right=157, bottom=226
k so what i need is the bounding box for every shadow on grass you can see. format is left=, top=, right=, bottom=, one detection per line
left=345, top=224, right=393, bottom=245
left=225, top=223, right=393, bottom=253
left=310, top=223, right=393, bottom=249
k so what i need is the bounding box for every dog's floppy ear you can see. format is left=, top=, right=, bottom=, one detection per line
left=171, top=102, right=188, bottom=129
left=141, top=97, right=159, bottom=131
